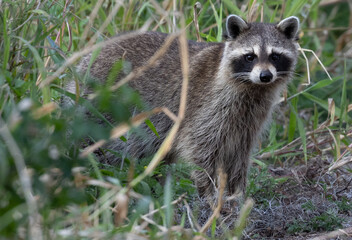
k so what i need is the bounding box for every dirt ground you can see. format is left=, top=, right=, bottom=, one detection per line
left=178, top=155, right=352, bottom=239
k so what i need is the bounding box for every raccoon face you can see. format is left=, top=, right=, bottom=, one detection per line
left=221, top=15, right=300, bottom=85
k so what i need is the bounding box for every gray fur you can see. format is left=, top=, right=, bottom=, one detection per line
left=72, top=15, right=300, bottom=196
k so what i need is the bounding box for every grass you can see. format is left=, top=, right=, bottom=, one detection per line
left=1, top=0, right=352, bottom=239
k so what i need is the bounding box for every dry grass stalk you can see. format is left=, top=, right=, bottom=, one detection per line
left=256, top=116, right=337, bottom=160
left=85, top=179, right=142, bottom=199
left=79, top=18, right=190, bottom=226
left=80, top=0, right=105, bottom=46
left=183, top=199, right=201, bottom=231
left=328, top=142, right=352, bottom=171
left=193, top=2, right=202, bottom=42
left=327, top=98, right=336, bottom=126
left=130, top=17, right=189, bottom=188
left=298, top=44, right=311, bottom=85
left=233, top=198, right=254, bottom=240
left=136, top=194, right=188, bottom=234
left=89, top=187, right=123, bottom=221
left=149, top=0, right=173, bottom=29
left=325, top=126, right=340, bottom=158
left=36, top=0, right=72, bottom=86
left=140, top=215, right=168, bottom=232
left=127, top=88, right=178, bottom=186
left=32, top=102, right=57, bottom=119
left=199, top=169, right=227, bottom=234
left=86, top=0, right=123, bottom=48
left=142, top=193, right=187, bottom=219
left=247, top=0, right=259, bottom=22
left=12, top=1, right=42, bottom=32
left=298, top=45, right=333, bottom=86
left=109, top=33, right=180, bottom=92
left=39, top=31, right=144, bottom=88
left=177, top=18, right=190, bottom=120
left=348, top=103, right=352, bottom=112
left=307, top=226, right=352, bottom=240
left=79, top=107, right=165, bottom=158
left=113, top=193, right=129, bottom=226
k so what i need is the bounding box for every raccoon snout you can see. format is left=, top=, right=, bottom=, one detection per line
left=260, top=70, right=273, bottom=83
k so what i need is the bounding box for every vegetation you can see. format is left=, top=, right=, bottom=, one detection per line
left=0, top=0, right=351, bottom=239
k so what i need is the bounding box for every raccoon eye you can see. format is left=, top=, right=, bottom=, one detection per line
left=271, top=53, right=281, bottom=61
left=244, top=54, right=256, bottom=62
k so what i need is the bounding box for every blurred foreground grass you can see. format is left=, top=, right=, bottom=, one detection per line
left=0, top=0, right=351, bottom=239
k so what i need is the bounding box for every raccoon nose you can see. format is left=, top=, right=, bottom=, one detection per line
left=260, top=70, right=273, bottom=83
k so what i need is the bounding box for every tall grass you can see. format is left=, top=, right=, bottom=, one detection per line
left=0, top=0, right=351, bottom=239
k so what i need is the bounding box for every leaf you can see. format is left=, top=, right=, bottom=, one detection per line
left=145, top=119, right=159, bottom=138
left=29, top=9, right=51, bottom=18
left=288, top=77, right=339, bottom=100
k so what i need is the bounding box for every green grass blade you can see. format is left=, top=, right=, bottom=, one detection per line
left=2, top=8, right=10, bottom=72
left=222, top=0, right=243, bottom=16
left=145, top=119, right=159, bottom=138
left=302, top=92, right=343, bottom=118
left=164, top=175, right=173, bottom=228
left=290, top=101, right=307, bottom=163
left=14, top=36, right=50, bottom=103
left=339, top=59, right=347, bottom=128
left=288, top=97, right=298, bottom=142
left=284, top=0, right=306, bottom=17
left=288, top=77, right=340, bottom=100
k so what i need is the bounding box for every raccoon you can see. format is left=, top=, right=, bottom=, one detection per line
left=73, top=15, right=300, bottom=196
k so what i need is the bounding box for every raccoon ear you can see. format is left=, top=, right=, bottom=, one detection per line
left=277, top=16, right=300, bottom=39
left=226, top=15, right=249, bottom=39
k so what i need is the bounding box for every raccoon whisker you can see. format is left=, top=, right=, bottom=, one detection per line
left=234, top=77, right=251, bottom=84
left=277, top=71, right=292, bottom=75
left=232, top=72, right=251, bottom=83
left=277, top=71, right=299, bottom=76
left=232, top=72, right=250, bottom=78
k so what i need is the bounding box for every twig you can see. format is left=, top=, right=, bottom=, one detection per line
left=336, top=177, right=352, bottom=195
left=307, top=226, right=352, bottom=240
left=142, top=193, right=187, bottom=219
left=183, top=199, right=201, bottom=231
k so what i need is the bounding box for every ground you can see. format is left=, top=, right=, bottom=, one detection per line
left=176, top=155, right=352, bottom=239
